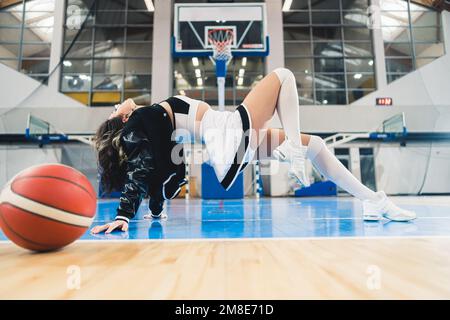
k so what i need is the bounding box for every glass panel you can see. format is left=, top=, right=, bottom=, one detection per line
left=62, top=59, right=92, bottom=73
left=64, top=27, right=93, bottom=42
left=414, top=42, right=444, bottom=57
left=91, top=91, right=122, bottom=106
left=416, top=58, right=439, bottom=68
left=126, top=27, right=153, bottom=41
left=283, top=26, right=310, bottom=41
left=125, top=59, right=151, bottom=74
left=341, top=0, right=369, bottom=11
left=312, top=27, right=342, bottom=41
left=348, top=89, right=373, bottom=103
left=93, top=75, right=123, bottom=91
left=97, top=0, right=126, bottom=11
left=94, top=41, right=124, bottom=57
left=314, top=73, right=346, bottom=89
left=342, top=11, right=369, bottom=26
left=20, top=59, right=49, bottom=74
left=93, top=58, right=124, bottom=74
left=282, top=11, right=310, bottom=25
left=384, top=42, right=412, bottom=56
left=61, top=74, right=91, bottom=91
left=285, top=58, right=313, bottom=73
left=0, top=59, right=19, bottom=69
left=284, top=42, right=311, bottom=56
left=387, top=73, right=407, bottom=83
left=411, top=11, right=440, bottom=27
left=0, top=44, right=20, bottom=58
left=293, top=72, right=313, bottom=88
left=24, top=11, right=55, bottom=27
left=95, top=11, right=125, bottom=25
left=125, top=90, right=151, bottom=105
left=311, top=11, right=341, bottom=25
left=311, top=1, right=340, bottom=10
left=346, top=73, right=375, bottom=89
left=345, top=58, right=374, bottom=73
left=125, top=42, right=152, bottom=57
left=22, top=27, right=53, bottom=43
left=127, top=11, right=153, bottom=25
left=298, top=89, right=314, bottom=104
left=22, top=43, right=51, bottom=58
left=290, top=0, right=309, bottom=10
left=314, top=58, right=344, bottom=73
left=382, top=27, right=411, bottom=42
left=95, top=27, right=125, bottom=42
left=313, top=42, right=343, bottom=57
left=385, top=58, right=414, bottom=73
left=412, top=27, right=441, bottom=42
left=0, top=12, right=23, bottom=26
left=25, top=0, right=55, bottom=12
left=343, top=27, right=370, bottom=41
left=0, top=27, right=21, bottom=42
left=344, top=42, right=373, bottom=57
left=381, top=11, right=410, bottom=27
left=315, top=90, right=346, bottom=105
left=124, top=74, right=151, bottom=90
left=65, top=42, right=93, bottom=58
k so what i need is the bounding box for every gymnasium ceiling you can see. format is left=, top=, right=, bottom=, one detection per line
left=0, top=0, right=449, bottom=11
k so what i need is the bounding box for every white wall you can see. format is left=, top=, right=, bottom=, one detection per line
left=0, top=63, right=112, bottom=134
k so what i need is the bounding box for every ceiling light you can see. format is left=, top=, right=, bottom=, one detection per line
left=144, top=0, right=154, bottom=12
left=192, top=57, right=199, bottom=67
left=242, top=57, right=247, bottom=67
left=282, top=0, right=293, bottom=12
left=197, top=78, right=203, bottom=86
left=238, top=68, right=245, bottom=77
left=63, top=60, right=72, bottom=67
left=237, top=77, right=244, bottom=86
left=353, top=73, right=362, bottom=79
left=195, top=69, right=201, bottom=77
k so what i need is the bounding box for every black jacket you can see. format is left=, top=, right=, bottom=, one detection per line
left=114, top=104, right=186, bottom=223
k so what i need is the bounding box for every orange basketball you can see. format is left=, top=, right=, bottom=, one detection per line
left=0, top=164, right=96, bottom=252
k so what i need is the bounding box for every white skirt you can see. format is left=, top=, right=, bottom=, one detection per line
left=200, top=104, right=255, bottom=190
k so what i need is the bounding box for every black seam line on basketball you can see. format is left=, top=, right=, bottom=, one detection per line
left=220, top=105, right=250, bottom=190
left=2, top=202, right=89, bottom=228
left=0, top=210, right=52, bottom=250
left=12, top=175, right=96, bottom=201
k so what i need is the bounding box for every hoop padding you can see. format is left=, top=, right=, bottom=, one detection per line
left=208, top=28, right=234, bottom=62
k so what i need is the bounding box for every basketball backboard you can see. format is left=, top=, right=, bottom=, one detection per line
left=173, top=3, right=269, bottom=57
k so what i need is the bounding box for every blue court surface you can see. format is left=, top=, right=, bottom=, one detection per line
left=3, top=197, right=449, bottom=242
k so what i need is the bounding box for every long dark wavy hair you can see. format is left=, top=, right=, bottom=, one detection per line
left=94, top=116, right=127, bottom=193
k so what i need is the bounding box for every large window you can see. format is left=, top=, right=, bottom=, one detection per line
left=0, top=0, right=55, bottom=82
left=381, top=0, right=444, bottom=83
left=283, top=0, right=376, bottom=105
left=173, top=57, right=265, bottom=107
left=61, top=0, right=153, bottom=106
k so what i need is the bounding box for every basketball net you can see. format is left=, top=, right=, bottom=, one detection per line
left=208, top=28, right=234, bottom=111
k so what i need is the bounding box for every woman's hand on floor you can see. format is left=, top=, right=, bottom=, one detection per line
left=91, top=220, right=129, bottom=234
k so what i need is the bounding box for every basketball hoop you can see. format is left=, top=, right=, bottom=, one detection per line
left=208, top=28, right=234, bottom=62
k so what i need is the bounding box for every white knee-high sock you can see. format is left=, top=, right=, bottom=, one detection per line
left=273, top=68, right=302, bottom=147
left=306, top=136, right=378, bottom=201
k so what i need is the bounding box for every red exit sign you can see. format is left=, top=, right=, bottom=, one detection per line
left=376, top=97, right=393, bottom=106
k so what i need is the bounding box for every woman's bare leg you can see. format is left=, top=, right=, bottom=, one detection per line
left=242, top=68, right=302, bottom=147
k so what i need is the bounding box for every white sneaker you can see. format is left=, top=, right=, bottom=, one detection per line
left=363, top=191, right=416, bottom=222
left=273, top=139, right=310, bottom=187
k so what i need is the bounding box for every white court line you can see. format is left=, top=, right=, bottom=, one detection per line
left=3, top=234, right=450, bottom=245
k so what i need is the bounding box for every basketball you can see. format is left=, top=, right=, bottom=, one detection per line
left=0, top=164, right=96, bottom=252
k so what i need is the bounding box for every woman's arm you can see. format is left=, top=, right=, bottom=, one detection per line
left=91, top=130, right=155, bottom=234
left=108, top=98, right=145, bottom=121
